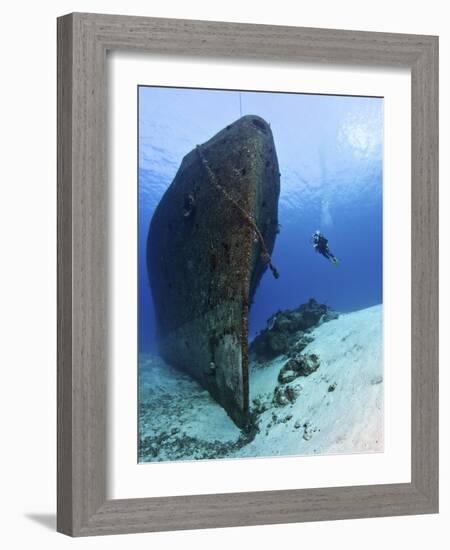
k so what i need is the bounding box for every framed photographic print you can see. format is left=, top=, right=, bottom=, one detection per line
left=57, top=13, right=438, bottom=536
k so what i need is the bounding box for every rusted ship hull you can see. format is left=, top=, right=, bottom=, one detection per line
left=147, top=115, right=280, bottom=427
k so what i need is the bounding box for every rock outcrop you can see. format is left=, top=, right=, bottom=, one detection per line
left=277, top=354, right=320, bottom=384
left=250, top=298, right=338, bottom=361
left=147, top=115, right=280, bottom=428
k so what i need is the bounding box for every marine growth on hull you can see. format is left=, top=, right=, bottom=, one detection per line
left=147, top=115, right=281, bottom=428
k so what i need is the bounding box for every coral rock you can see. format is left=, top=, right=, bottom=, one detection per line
left=250, top=299, right=338, bottom=361
left=278, top=354, right=320, bottom=384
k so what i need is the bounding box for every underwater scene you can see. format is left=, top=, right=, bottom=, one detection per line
left=138, top=86, right=383, bottom=462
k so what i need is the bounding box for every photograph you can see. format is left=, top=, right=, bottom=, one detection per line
left=1, top=1, right=441, bottom=543
left=138, top=86, right=384, bottom=463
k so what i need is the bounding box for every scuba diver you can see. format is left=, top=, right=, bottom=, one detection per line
left=311, top=230, right=340, bottom=266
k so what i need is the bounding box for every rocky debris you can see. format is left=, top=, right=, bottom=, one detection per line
left=139, top=424, right=259, bottom=462
left=273, top=383, right=302, bottom=407
left=251, top=396, right=270, bottom=415
left=287, top=334, right=314, bottom=357
left=302, top=421, right=319, bottom=441
left=328, top=382, right=337, bottom=392
left=269, top=352, right=320, bottom=409
left=285, top=384, right=301, bottom=403
left=250, top=298, right=338, bottom=361
left=370, top=375, right=383, bottom=385
left=273, top=386, right=289, bottom=406
left=266, top=411, right=295, bottom=429
left=278, top=354, right=320, bottom=384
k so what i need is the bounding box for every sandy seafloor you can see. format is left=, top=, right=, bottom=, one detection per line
left=138, top=304, right=383, bottom=462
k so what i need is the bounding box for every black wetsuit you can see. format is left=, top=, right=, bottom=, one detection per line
left=313, top=234, right=336, bottom=262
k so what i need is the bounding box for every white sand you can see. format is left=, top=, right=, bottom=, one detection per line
left=139, top=304, right=383, bottom=462
left=139, top=355, right=241, bottom=462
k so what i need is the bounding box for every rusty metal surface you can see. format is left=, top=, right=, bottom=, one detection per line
left=147, top=115, right=280, bottom=427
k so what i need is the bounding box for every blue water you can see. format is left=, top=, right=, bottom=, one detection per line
left=139, top=86, right=383, bottom=352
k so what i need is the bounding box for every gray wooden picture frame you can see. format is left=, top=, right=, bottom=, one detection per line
left=57, top=12, right=439, bottom=537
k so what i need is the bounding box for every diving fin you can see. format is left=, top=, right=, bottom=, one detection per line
left=330, top=257, right=340, bottom=266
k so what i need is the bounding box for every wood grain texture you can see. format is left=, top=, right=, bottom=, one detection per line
left=57, top=12, right=439, bottom=537
left=410, top=37, right=439, bottom=506
left=57, top=13, right=74, bottom=535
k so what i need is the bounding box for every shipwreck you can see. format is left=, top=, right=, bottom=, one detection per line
left=147, top=115, right=280, bottom=428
